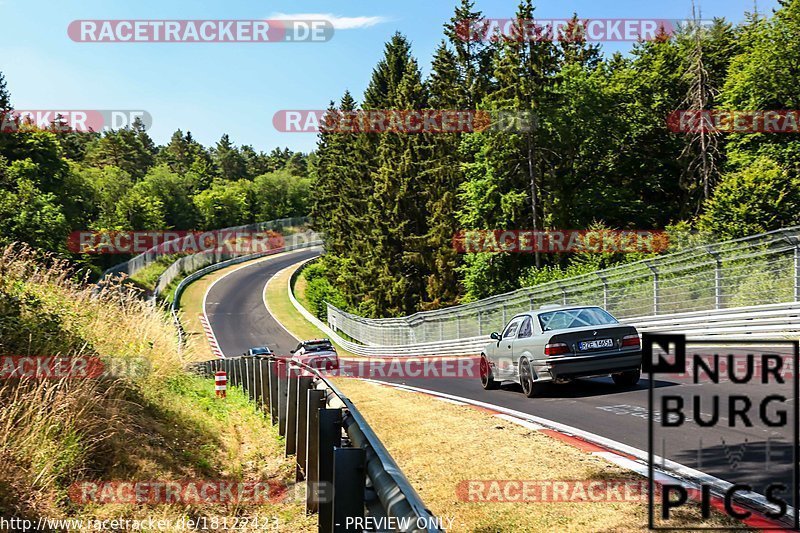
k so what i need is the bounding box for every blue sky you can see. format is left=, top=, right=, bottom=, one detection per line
left=0, top=0, right=780, bottom=153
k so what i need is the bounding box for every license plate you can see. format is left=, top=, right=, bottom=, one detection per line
left=578, top=339, right=613, bottom=351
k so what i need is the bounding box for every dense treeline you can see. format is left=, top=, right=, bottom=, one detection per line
left=311, top=0, right=800, bottom=318
left=0, top=78, right=313, bottom=273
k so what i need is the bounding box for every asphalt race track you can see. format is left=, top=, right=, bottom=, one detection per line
left=204, top=248, right=321, bottom=356
left=206, top=250, right=798, bottom=511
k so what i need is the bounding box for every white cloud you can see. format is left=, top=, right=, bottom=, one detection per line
left=269, top=12, right=388, bottom=30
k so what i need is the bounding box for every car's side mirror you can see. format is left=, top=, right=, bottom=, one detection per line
left=290, top=349, right=295, bottom=354
left=490, top=332, right=501, bottom=341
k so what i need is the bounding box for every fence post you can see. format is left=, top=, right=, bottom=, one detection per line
left=285, top=367, right=298, bottom=456
left=295, top=376, right=314, bottom=481
left=456, top=315, right=461, bottom=338
left=305, top=389, right=326, bottom=513
left=597, top=272, right=608, bottom=310
left=501, top=305, right=507, bottom=327
left=645, top=261, right=659, bottom=315
left=332, top=447, right=366, bottom=532
left=705, top=246, right=723, bottom=310
left=477, top=311, right=482, bottom=336
left=796, top=244, right=800, bottom=302
left=318, top=409, right=342, bottom=533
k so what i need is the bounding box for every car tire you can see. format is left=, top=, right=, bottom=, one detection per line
left=612, top=368, right=641, bottom=386
left=480, top=356, right=500, bottom=390
left=519, top=358, right=541, bottom=398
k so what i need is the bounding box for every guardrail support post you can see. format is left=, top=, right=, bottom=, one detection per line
left=277, top=360, right=288, bottom=436
left=259, top=358, right=270, bottom=413
left=332, top=447, right=366, bottom=532
left=253, top=358, right=263, bottom=408
left=269, top=360, right=279, bottom=424
left=242, top=358, right=251, bottom=400
left=318, top=409, right=342, bottom=533
left=296, top=376, right=314, bottom=481
left=228, top=358, right=237, bottom=387
left=306, top=389, right=326, bottom=513
left=285, top=367, right=298, bottom=456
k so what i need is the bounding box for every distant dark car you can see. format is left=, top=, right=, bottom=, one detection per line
left=243, top=346, right=273, bottom=357
left=291, top=339, right=339, bottom=370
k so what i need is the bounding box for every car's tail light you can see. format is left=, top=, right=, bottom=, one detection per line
left=544, top=342, right=570, bottom=356
left=621, top=334, right=640, bottom=348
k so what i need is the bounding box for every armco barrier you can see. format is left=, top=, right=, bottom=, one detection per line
left=189, top=356, right=441, bottom=533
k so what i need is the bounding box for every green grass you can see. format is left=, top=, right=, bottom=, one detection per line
left=128, top=254, right=184, bottom=291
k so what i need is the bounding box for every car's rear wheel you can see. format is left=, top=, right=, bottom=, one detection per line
left=519, top=358, right=541, bottom=398
left=480, top=356, right=500, bottom=390
left=612, top=368, right=641, bottom=386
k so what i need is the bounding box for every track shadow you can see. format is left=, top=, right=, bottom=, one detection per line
left=497, top=376, right=679, bottom=399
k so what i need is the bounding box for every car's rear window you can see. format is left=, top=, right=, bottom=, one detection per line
left=305, top=343, right=334, bottom=352
left=538, top=308, right=618, bottom=331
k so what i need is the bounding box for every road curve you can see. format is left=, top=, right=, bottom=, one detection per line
left=205, top=250, right=796, bottom=508
left=204, top=248, right=321, bottom=357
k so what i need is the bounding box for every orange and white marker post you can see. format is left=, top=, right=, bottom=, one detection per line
left=215, top=370, right=227, bottom=398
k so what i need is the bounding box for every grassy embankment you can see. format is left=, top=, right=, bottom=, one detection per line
left=0, top=245, right=314, bottom=531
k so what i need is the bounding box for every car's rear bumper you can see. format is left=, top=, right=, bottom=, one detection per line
left=539, top=351, right=641, bottom=380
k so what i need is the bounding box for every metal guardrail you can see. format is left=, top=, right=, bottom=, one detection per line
left=189, top=356, right=441, bottom=533
left=327, top=226, right=800, bottom=346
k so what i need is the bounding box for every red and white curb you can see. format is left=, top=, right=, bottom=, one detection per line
left=364, top=379, right=794, bottom=531
left=199, top=313, right=224, bottom=358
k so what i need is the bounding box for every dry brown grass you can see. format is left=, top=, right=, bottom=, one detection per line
left=0, top=245, right=314, bottom=531
left=332, top=379, right=747, bottom=532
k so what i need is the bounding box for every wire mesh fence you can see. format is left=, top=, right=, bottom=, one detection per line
left=326, top=227, right=800, bottom=346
